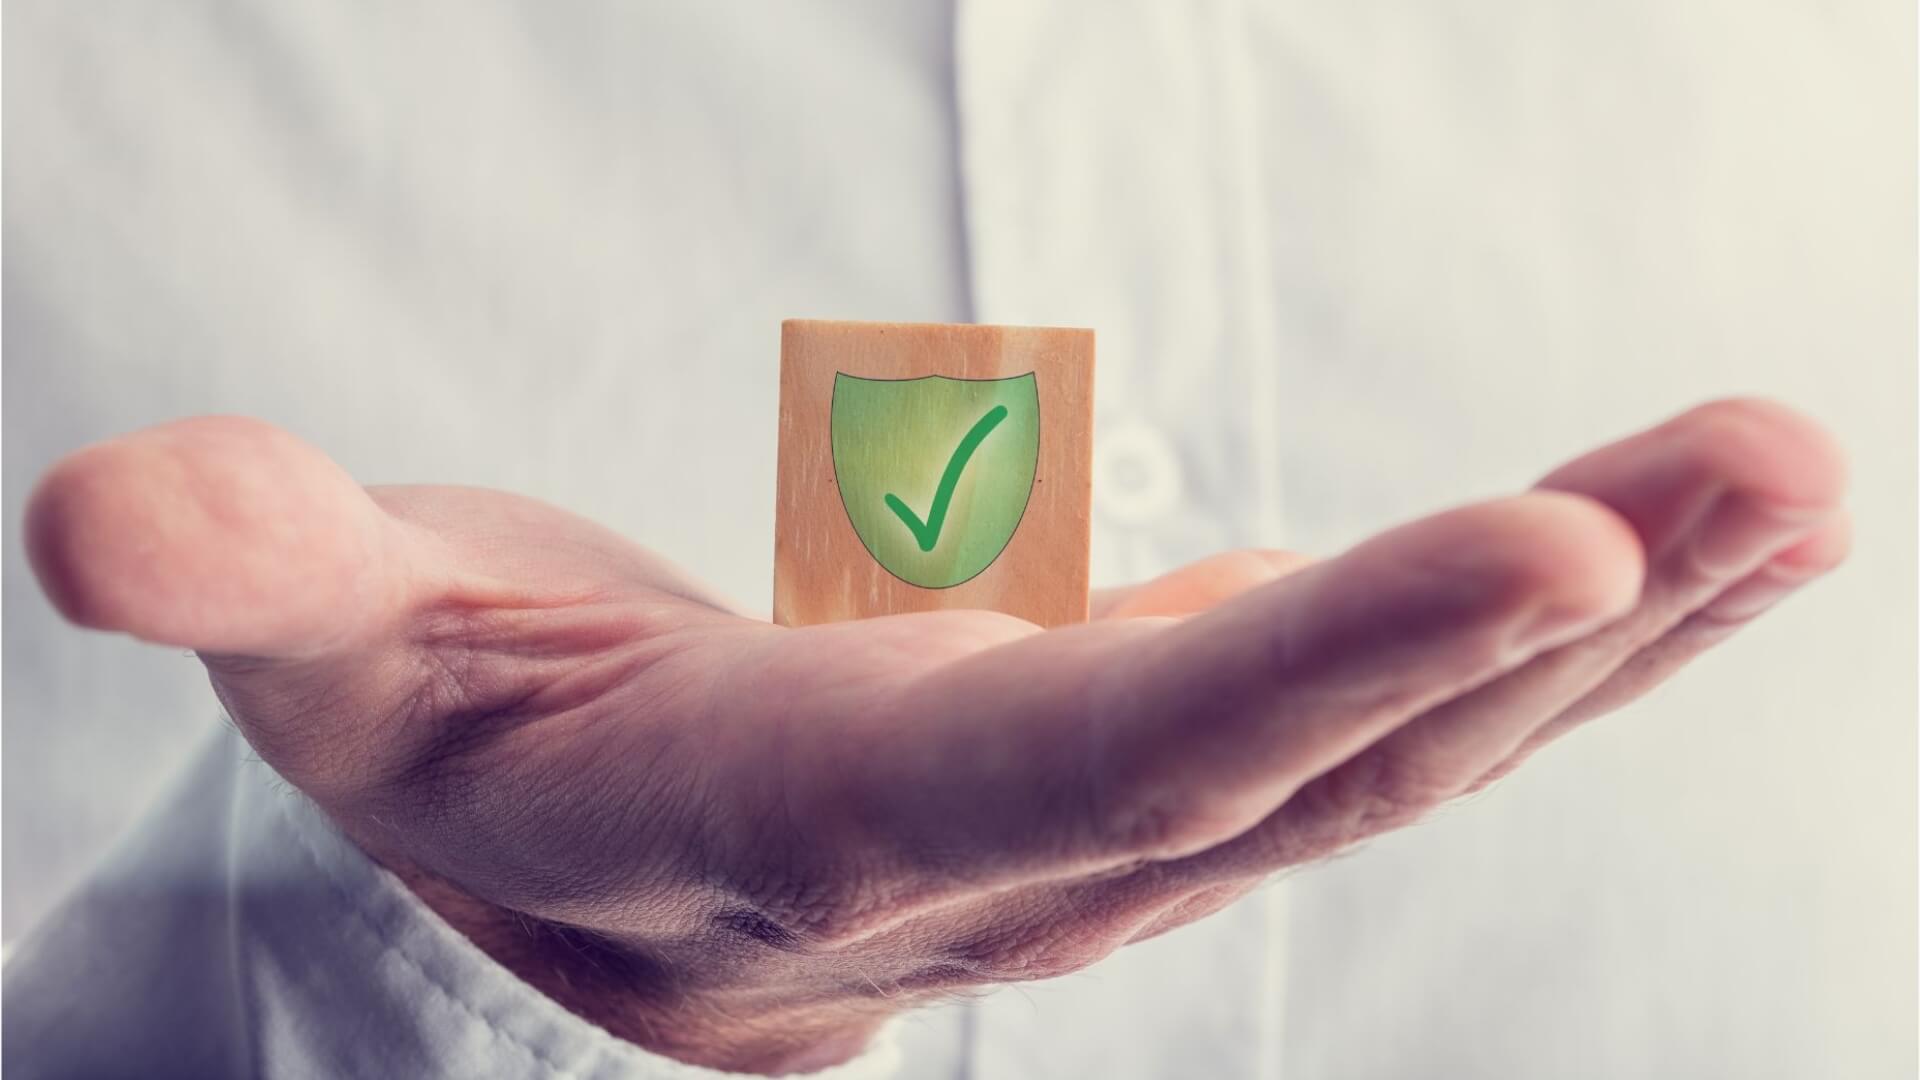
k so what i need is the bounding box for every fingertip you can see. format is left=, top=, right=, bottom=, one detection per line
left=1771, top=512, right=1853, bottom=576
left=1464, top=492, right=1646, bottom=640
left=1671, top=397, right=1851, bottom=512
left=1695, top=512, right=1854, bottom=626
left=1514, top=490, right=1647, bottom=616
left=25, top=444, right=123, bottom=631
left=23, top=416, right=398, bottom=656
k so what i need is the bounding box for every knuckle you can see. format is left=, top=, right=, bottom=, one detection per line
left=947, top=925, right=1106, bottom=984
left=1080, top=731, right=1266, bottom=863
left=1235, top=815, right=1322, bottom=870
left=1308, top=749, right=1457, bottom=840
left=1094, top=786, right=1257, bottom=862
left=1096, top=792, right=1185, bottom=858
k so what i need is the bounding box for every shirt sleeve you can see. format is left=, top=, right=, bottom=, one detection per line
left=2, top=725, right=904, bottom=1080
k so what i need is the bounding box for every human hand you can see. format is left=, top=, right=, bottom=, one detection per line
left=24, top=399, right=1848, bottom=1073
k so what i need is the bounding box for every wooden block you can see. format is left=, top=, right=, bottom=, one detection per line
left=774, top=319, right=1094, bottom=628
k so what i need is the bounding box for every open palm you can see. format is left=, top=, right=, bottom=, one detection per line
left=25, top=399, right=1848, bottom=1073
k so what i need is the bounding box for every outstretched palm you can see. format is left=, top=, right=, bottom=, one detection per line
left=26, top=400, right=1848, bottom=1073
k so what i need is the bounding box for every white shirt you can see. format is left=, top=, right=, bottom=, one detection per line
left=3, top=2, right=1911, bottom=1077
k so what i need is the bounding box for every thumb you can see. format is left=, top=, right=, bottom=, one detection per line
left=25, top=415, right=417, bottom=663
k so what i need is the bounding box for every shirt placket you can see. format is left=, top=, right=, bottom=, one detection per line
left=953, top=0, right=1286, bottom=1076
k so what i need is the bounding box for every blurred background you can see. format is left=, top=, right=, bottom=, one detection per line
left=4, top=2, right=1914, bottom=1076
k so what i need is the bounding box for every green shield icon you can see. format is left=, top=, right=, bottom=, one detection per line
left=831, top=372, right=1040, bottom=589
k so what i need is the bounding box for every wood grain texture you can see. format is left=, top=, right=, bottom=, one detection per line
left=774, top=319, right=1094, bottom=628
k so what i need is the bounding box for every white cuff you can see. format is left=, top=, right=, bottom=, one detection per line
left=242, top=733, right=904, bottom=1079
left=3, top=727, right=902, bottom=1080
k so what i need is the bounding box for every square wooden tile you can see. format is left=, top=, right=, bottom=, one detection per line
left=774, top=319, right=1094, bottom=628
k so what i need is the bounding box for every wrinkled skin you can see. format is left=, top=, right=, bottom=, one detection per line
left=25, top=399, right=1848, bottom=1073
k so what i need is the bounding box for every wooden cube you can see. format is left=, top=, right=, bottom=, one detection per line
left=774, top=319, right=1094, bottom=628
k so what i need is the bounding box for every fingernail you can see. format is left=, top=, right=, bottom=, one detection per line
left=1700, top=556, right=1828, bottom=623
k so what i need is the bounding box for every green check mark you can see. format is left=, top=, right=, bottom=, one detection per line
left=883, top=404, right=1010, bottom=553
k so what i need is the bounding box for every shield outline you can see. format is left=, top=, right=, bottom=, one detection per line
left=829, top=371, right=1041, bottom=590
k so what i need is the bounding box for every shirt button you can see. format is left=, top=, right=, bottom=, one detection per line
left=1094, top=420, right=1183, bottom=525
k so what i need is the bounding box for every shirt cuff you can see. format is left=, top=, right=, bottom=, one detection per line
left=234, top=731, right=903, bottom=1080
